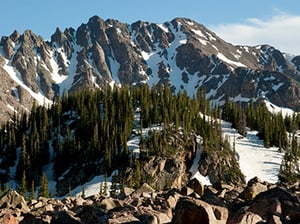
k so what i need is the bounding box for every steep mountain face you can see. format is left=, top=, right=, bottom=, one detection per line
left=1, top=16, right=300, bottom=122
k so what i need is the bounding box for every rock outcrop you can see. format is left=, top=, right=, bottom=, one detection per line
left=0, top=179, right=299, bottom=224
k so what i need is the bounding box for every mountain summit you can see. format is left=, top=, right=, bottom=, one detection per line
left=0, top=16, right=300, bottom=121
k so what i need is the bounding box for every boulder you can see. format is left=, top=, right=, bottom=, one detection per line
left=180, top=186, right=194, bottom=196
left=166, top=194, right=178, bottom=209
left=107, top=204, right=138, bottom=223
left=132, top=183, right=155, bottom=198
left=50, top=211, right=80, bottom=224
left=97, top=198, right=118, bottom=213
left=268, top=215, right=283, bottom=224
left=188, top=178, right=204, bottom=196
left=229, top=186, right=300, bottom=224
left=123, top=187, right=135, bottom=197
left=20, top=213, right=49, bottom=224
left=228, top=211, right=263, bottom=224
left=0, top=190, right=29, bottom=213
left=73, top=205, right=106, bottom=224
left=242, top=177, right=268, bottom=200
left=172, top=197, right=228, bottom=224
left=107, top=215, right=139, bottom=224
left=0, top=214, right=19, bottom=224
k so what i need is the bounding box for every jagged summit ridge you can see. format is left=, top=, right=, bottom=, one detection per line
left=0, top=16, right=300, bottom=121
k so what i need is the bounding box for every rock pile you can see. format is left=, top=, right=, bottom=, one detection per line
left=0, top=177, right=299, bottom=223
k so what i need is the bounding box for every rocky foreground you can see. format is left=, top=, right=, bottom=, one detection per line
left=0, top=177, right=300, bottom=224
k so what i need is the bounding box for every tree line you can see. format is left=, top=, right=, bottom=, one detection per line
left=0, top=85, right=298, bottom=198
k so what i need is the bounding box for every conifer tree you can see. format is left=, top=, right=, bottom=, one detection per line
left=103, top=173, right=109, bottom=197
left=30, top=180, right=35, bottom=200
left=222, top=95, right=232, bottom=122
left=99, top=182, right=103, bottom=196
left=38, top=173, right=48, bottom=198
left=81, top=185, right=86, bottom=198
left=19, top=171, right=27, bottom=198
left=5, top=182, right=9, bottom=193
left=236, top=105, right=247, bottom=136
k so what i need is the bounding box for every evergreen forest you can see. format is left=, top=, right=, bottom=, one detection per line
left=0, top=84, right=299, bottom=197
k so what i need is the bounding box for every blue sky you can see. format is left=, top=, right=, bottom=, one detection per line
left=1, top=0, right=300, bottom=54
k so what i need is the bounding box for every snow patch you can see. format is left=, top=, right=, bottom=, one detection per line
left=186, top=21, right=194, bottom=26
left=243, top=46, right=249, bottom=53
left=179, top=39, right=187, bottom=44
left=157, top=24, right=169, bottom=33
left=264, top=76, right=276, bottom=81
left=206, top=32, right=216, bottom=41
left=264, top=100, right=295, bottom=117
left=231, top=94, right=251, bottom=103
left=3, top=58, right=52, bottom=106
left=108, top=54, right=121, bottom=84
left=197, top=39, right=207, bottom=46
left=212, top=45, right=219, bottom=51
left=272, top=82, right=284, bottom=91
left=222, top=121, right=284, bottom=183
left=189, top=136, right=211, bottom=186
left=68, top=170, right=118, bottom=198
left=57, top=44, right=82, bottom=95
left=191, top=29, right=206, bottom=39
left=6, top=104, right=16, bottom=112
left=217, top=53, right=246, bottom=68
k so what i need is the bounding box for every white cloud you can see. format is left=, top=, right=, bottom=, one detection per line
left=211, top=12, right=300, bottom=55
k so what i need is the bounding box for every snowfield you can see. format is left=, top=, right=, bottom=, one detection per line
left=188, top=118, right=285, bottom=186
left=222, top=121, right=284, bottom=183
left=67, top=170, right=118, bottom=199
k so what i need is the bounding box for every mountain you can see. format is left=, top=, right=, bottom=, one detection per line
left=1, top=16, right=300, bottom=122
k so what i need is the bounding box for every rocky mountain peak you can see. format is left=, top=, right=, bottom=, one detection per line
left=0, top=15, right=300, bottom=121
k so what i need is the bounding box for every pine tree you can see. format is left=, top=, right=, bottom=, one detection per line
left=99, top=182, right=103, bottom=196
left=236, top=106, right=247, bottom=136
left=222, top=95, right=232, bottom=122
left=18, top=171, right=27, bottom=198
left=30, top=180, right=35, bottom=200
left=81, top=185, right=86, bottom=198
left=103, top=173, right=109, bottom=197
left=279, top=135, right=300, bottom=183
left=5, top=182, right=9, bottom=193
left=38, top=173, right=48, bottom=198
left=110, top=173, right=120, bottom=197
left=279, top=151, right=300, bottom=183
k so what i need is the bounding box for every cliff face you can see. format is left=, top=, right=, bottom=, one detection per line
left=1, top=16, right=300, bottom=122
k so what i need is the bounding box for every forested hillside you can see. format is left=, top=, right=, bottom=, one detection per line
left=0, top=84, right=299, bottom=197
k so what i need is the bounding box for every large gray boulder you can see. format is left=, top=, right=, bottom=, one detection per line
left=172, top=197, right=228, bottom=224
left=0, top=190, right=30, bottom=214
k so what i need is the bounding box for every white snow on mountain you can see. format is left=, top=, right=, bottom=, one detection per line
left=222, top=121, right=284, bottom=183
left=264, top=99, right=295, bottom=117
left=2, top=58, right=52, bottom=106
left=49, top=49, right=68, bottom=85
left=217, top=53, right=246, bottom=68
left=108, top=54, right=121, bottom=84
left=68, top=170, right=118, bottom=198
left=53, top=44, right=82, bottom=95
